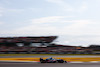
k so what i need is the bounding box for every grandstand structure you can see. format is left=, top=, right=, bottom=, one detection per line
left=0, top=36, right=93, bottom=54
left=0, top=36, right=57, bottom=54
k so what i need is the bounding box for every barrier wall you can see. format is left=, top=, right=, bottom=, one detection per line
left=0, top=51, right=93, bottom=54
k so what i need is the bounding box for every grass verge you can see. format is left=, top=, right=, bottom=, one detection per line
left=1, top=57, right=100, bottom=62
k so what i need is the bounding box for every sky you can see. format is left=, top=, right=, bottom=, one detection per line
left=0, top=0, right=100, bottom=47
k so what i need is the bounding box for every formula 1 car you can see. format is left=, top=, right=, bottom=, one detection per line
left=40, top=57, right=67, bottom=63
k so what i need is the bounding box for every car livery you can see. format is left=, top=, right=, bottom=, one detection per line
left=40, top=57, right=67, bottom=63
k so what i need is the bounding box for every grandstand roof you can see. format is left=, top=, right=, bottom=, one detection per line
left=0, top=36, right=57, bottom=43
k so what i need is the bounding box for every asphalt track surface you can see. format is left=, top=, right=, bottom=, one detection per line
left=1, top=55, right=100, bottom=58
left=0, top=62, right=100, bottom=67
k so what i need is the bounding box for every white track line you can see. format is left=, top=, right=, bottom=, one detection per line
left=69, top=61, right=100, bottom=63
left=0, top=60, right=39, bottom=63
left=69, top=62, right=84, bottom=63
left=89, top=61, right=100, bottom=63
left=1, top=60, right=100, bottom=63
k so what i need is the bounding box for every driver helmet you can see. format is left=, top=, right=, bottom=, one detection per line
left=50, top=57, right=52, bottom=60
